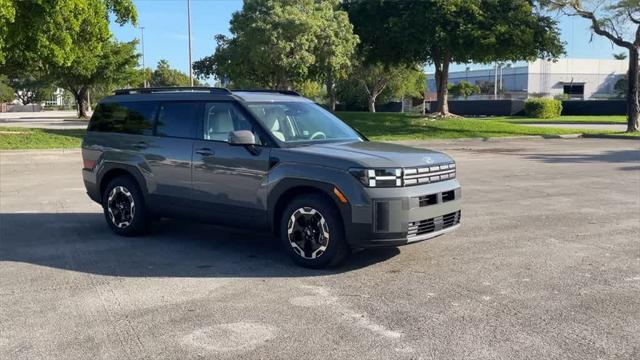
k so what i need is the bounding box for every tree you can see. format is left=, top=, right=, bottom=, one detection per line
left=614, top=52, right=628, bottom=60
left=345, top=0, right=564, bottom=117
left=542, top=1, right=639, bottom=132
left=310, top=1, right=359, bottom=111
left=340, top=62, right=424, bottom=112
left=150, top=59, right=200, bottom=87
left=0, top=75, right=14, bottom=103
left=7, top=75, right=54, bottom=105
left=193, top=0, right=358, bottom=106
left=1, top=0, right=137, bottom=117
left=0, top=0, right=15, bottom=64
left=449, top=80, right=481, bottom=99
left=46, top=39, right=140, bottom=117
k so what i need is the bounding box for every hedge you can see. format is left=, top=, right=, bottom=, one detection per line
left=524, top=98, right=562, bottom=118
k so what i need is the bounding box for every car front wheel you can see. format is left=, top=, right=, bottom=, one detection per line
left=280, top=194, right=349, bottom=268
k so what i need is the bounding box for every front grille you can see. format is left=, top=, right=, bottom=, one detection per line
left=403, top=163, right=456, bottom=186
left=407, top=211, right=461, bottom=238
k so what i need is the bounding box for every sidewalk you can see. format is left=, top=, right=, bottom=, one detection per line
left=0, top=110, right=88, bottom=129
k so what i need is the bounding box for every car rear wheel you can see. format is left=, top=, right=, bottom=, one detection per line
left=102, top=176, right=149, bottom=236
left=280, top=194, right=349, bottom=268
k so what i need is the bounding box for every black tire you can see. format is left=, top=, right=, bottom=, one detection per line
left=280, top=194, right=350, bottom=268
left=102, top=175, right=149, bottom=236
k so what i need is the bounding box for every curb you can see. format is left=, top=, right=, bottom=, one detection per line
left=0, top=148, right=81, bottom=154
left=582, top=133, right=640, bottom=140
left=391, top=134, right=584, bottom=144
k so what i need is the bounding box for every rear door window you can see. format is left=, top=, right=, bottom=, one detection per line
left=156, top=102, right=201, bottom=139
left=88, top=101, right=157, bottom=135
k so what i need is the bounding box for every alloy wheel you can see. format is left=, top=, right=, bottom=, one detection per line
left=287, top=207, right=330, bottom=259
left=107, top=186, right=136, bottom=228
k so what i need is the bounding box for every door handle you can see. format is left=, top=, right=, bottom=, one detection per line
left=196, top=147, right=214, bottom=156
left=132, top=141, right=148, bottom=149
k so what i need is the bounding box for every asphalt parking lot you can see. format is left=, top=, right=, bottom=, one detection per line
left=1, top=138, right=639, bottom=359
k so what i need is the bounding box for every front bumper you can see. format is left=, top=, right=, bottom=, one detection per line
left=346, top=179, right=461, bottom=248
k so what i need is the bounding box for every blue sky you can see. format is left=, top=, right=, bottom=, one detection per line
left=110, top=0, right=618, bottom=79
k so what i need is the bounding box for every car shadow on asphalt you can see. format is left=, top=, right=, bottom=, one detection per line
left=0, top=212, right=399, bottom=277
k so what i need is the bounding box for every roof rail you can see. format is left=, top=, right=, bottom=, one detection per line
left=113, top=87, right=232, bottom=95
left=232, top=89, right=301, bottom=96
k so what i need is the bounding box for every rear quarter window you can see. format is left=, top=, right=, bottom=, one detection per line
left=88, top=102, right=157, bottom=135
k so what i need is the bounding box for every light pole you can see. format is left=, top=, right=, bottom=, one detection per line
left=187, top=0, right=193, bottom=86
left=494, top=63, right=498, bottom=99
left=140, top=26, right=146, bottom=88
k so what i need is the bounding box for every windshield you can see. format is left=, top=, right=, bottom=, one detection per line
left=247, top=102, right=363, bottom=144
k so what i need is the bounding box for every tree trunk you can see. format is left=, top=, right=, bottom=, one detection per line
left=326, top=73, right=337, bottom=112
left=627, top=47, right=639, bottom=132
left=74, top=88, right=90, bottom=118
left=434, top=49, right=450, bottom=116
left=368, top=95, right=376, bottom=113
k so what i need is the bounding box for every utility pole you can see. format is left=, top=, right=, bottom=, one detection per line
left=187, top=0, right=193, bottom=86
left=140, top=26, right=147, bottom=88
left=494, top=63, right=498, bottom=100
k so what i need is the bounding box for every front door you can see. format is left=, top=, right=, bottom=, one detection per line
left=192, top=101, right=271, bottom=227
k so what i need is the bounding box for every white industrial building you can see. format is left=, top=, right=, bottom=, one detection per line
left=428, top=58, right=627, bottom=100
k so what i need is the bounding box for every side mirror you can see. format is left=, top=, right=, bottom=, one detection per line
left=228, top=130, right=257, bottom=146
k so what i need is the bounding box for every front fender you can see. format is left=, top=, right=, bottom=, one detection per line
left=266, top=162, right=372, bottom=233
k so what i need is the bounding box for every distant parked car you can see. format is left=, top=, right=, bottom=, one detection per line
left=81, top=87, right=461, bottom=268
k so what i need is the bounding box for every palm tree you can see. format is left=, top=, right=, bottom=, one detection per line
left=613, top=52, right=627, bottom=60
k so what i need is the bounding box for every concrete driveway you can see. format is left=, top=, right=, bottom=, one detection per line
left=1, top=138, right=638, bottom=359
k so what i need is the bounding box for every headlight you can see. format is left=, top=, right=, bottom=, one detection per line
left=349, top=168, right=402, bottom=187
left=349, top=163, right=456, bottom=187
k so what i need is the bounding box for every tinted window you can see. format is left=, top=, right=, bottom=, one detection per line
left=156, top=102, right=200, bottom=139
left=203, top=102, right=253, bottom=142
left=88, top=102, right=156, bottom=135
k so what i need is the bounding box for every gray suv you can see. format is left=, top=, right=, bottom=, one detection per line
left=82, top=87, right=461, bottom=268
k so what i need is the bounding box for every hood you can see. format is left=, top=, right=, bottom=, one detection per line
left=286, top=141, right=453, bottom=168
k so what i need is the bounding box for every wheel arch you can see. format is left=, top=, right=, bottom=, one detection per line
left=269, top=179, right=348, bottom=236
left=98, top=163, right=149, bottom=203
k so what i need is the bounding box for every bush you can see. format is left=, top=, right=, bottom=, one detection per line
left=524, top=98, right=562, bottom=118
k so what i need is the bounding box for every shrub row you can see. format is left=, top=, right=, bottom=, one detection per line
left=524, top=98, right=562, bottom=118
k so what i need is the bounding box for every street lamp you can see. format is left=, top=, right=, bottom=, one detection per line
left=140, top=26, right=147, bottom=88
left=187, top=0, right=193, bottom=86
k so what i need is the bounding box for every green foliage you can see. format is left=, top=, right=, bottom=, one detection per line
left=193, top=0, right=358, bottom=92
left=0, top=0, right=15, bottom=64
left=2, top=0, right=137, bottom=72
left=337, top=62, right=425, bottom=111
left=0, top=0, right=138, bottom=117
left=48, top=38, right=140, bottom=98
left=345, top=0, right=564, bottom=114
left=296, top=80, right=326, bottom=101
left=524, top=98, right=563, bottom=119
left=5, top=75, right=55, bottom=104
left=448, top=81, right=481, bottom=99
left=0, top=74, right=14, bottom=102
left=150, top=60, right=200, bottom=87
left=346, top=0, right=565, bottom=65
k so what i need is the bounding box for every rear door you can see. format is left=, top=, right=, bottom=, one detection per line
left=141, top=101, right=202, bottom=210
left=191, top=101, right=271, bottom=227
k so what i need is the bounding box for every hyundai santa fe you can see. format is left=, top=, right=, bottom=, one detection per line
left=82, top=87, right=461, bottom=268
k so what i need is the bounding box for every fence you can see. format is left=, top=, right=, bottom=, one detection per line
left=561, top=100, right=625, bottom=115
